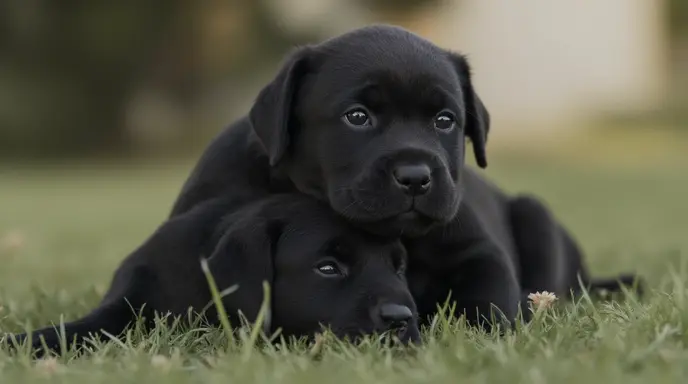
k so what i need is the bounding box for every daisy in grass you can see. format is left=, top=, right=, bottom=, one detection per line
left=527, top=291, right=558, bottom=312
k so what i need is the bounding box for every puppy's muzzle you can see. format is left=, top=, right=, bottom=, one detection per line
left=392, top=164, right=432, bottom=196
left=380, top=303, right=412, bottom=328
left=377, top=303, right=420, bottom=343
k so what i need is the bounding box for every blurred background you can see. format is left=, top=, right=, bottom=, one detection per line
left=0, top=0, right=686, bottom=160
left=1, top=0, right=687, bottom=307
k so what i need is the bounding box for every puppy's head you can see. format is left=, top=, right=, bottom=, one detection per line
left=250, top=25, right=490, bottom=237
left=205, top=194, right=421, bottom=344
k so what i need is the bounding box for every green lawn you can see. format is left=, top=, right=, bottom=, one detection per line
left=1, top=151, right=688, bottom=383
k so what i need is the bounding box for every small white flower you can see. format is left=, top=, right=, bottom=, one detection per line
left=527, top=291, right=558, bottom=310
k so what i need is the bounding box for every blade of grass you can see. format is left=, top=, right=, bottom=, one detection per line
left=199, top=257, right=235, bottom=348
left=241, top=281, right=271, bottom=362
left=59, top=314, right=68, bottom=358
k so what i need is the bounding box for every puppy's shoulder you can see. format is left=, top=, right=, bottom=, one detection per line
left=171, top=116, right=275, bottom=216
left=196, top=116, right=268, bottom=167
left=463, top=167, right=507, bottom=198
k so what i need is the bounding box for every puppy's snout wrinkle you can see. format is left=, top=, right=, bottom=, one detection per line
left=393, top=164, right=432, bottom=196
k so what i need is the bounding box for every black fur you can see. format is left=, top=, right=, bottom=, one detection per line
left=167, top=25, right=643, bottom=330
left=5, top=195, right=420, bottom=356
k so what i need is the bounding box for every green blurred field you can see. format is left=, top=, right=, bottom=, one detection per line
left=1, top=133, right=688, bottom=383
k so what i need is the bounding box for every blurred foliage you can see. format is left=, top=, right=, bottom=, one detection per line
left=0, top=0, right=683, bottom=159
left=0, top=1, right=190, bottom=157
left=0, top=0, right=317, bottom=159
left=667, top=0, right=688, bottom=128
left=355, top=0, right=447, bottom=14
left=669, top=0, right=688, bottom=37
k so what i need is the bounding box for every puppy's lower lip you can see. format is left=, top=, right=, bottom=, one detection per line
left=398, top=211, right=419, bottom=220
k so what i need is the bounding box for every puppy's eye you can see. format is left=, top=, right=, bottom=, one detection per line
left=315, top=261, right=345, bottom=277
left=393, top=256, right=406, bottom=276
left=395, top=260, right=406, bottom=275
left=434, top=111, right=455, bottom=131
left=343, top=108, right=371, bottom=128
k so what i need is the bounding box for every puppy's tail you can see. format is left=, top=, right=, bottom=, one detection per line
left=583, top=273, right=645, bottom=298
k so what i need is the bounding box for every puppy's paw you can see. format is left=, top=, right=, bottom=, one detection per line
left=588, top=273, right=646, bottom=299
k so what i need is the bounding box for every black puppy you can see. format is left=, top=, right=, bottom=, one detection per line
left=165, top=25, right=643, bottom=328
left=4, top=195, right=420, bottom=355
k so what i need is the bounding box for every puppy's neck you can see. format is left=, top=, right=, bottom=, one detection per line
left=273, top=161, right=328, bottom=202
left=267, top=164, right=297, bottom=194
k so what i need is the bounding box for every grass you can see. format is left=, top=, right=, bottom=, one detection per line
left=1, top=139, right=688, bottom=383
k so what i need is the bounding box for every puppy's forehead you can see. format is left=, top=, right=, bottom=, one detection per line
left=284, top=207, right=363, bottom=244
left=277, top=204, right=402, bottom=259
left=315, top=26, right=459, bottom=90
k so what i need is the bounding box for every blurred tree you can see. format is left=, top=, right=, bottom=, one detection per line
left=197, top=0, right=317, bottom=86
left=0, top=0, right=318, bottom=159
left=669, top=0, right=688, bottom=38
left=355, top=0, right=447, bottom=14
left=668, top=0, right=688, bottom=127
left=0, top=1, right=194, bottom=158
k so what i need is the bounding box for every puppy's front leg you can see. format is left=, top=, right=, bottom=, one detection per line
left=408, top=242, right=521, bottom=332
left=407, top=205, right=522, bottom=332
left=6, top=300, right=138, bottom=357
left=508, top=195, right=574, bottom=296
left=5, top=265, right=153, bottom=357
left=446, top=246, right=521, bottom=331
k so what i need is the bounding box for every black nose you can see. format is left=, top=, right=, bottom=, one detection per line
left=393, top=164, right=431, bottom=196
left=379, top=303, right=413, bottom=329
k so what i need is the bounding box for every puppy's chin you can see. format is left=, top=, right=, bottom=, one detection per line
left=328, top=189, right=454, bottom=238
left=330, top=324, right=422, bottom=346
left=355, top=212, right=438, bottom=238
left=327, top=176, right=461, bottom=237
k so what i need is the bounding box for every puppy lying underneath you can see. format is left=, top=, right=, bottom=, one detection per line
left=4, top=195, right=420, bottom=355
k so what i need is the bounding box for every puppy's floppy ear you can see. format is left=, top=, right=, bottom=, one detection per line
left=249, top=47, right=313, bottom=167
left=447, top=52, right=490, bottom=168
left=205, top=211, right=283, bottom=328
